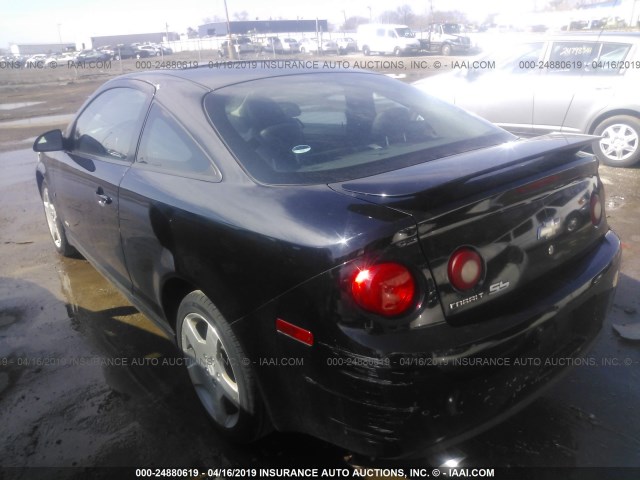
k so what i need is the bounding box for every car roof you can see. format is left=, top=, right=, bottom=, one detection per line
left=545, top=31, right=640, bottom=42
left=118, top=65, right=376, bottom=91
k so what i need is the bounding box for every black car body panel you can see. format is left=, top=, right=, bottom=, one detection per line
left=34, top=66, right=621, bottom=458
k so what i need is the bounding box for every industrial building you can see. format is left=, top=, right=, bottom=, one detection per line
left=198, top=19, right=329, bottom=37
left=88, top=32, right=180, bottom=49
left=10, top=43, right=75, bottom=55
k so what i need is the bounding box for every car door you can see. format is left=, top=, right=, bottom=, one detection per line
left=54, top=81, right=154, bottom=291
left=532, top=40, right=599, bottom=135
left=560, top=41, right=634, bottom=133
left=118, top=102, right=220, bottom=319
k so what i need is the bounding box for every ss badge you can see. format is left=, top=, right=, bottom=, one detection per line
left=489, top=280, right=510, bottom=295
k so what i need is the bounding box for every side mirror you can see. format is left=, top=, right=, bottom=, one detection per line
left=33, top=129, right=65, bottom=152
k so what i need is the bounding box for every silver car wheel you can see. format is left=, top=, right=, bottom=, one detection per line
left=599, top=123, right=638, bottom=162
left=180, top=312, right=240, bottom=428
left=42, top=186, right=62, bottom=249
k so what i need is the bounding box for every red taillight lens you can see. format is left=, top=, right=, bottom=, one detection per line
left=351, top=263, right=416, bottom=317
left=448, top=248, right=483, bottom=291
left=590, top=192, right=603, bottom=226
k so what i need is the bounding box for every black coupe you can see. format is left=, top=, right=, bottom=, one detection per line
left=34, top=65, right=621, bottom=457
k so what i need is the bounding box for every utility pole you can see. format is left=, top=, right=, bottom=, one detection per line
left=223, top=0, right=236, bottom=59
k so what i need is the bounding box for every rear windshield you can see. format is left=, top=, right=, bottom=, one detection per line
left=204, top=72, right=512, bottom=185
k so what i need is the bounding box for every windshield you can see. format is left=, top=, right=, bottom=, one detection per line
left=395, top=28, right=415, bottom=38
left=204, top=72, right=512, bottom=185
left=442, top=24, right=462, bottom=34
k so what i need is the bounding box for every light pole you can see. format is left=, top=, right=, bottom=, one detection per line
left=57, top=24, right=62, bottom=51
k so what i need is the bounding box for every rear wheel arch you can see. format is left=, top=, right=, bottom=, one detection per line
left=588, top=111, right=640, bottom=167
left=161, top=276, right=198, bottom=331
left=175, top=289, right=271, bottom=441
left=587, top=109, right=640, bottom=135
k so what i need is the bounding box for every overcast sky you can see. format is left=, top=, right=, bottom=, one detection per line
left=1, top=0, right=543, bottom=48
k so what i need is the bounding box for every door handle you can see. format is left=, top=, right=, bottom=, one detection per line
left=96, top=187, right=112, bottom=206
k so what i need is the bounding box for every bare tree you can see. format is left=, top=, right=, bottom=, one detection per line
left=396, top=4, right=415, bottom=25
left=431, top=10, right=468, bottom=24
left=202, top=15, right=224, bottom=24
left=379, top=9, right=401, bottom=24
left=233, top=11, right=249, bottom=21
left=343, top=15, right=369, bottom=31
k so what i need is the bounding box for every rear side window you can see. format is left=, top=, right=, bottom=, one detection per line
left=592, top=42, right=632, bottom=74
left=205, top=72, right=511, bottom=185
left=72, top=87, right=149, bottom=162
left=548, top=41, right=631, bottom=75
left=136, top=104, right=217, bottom=177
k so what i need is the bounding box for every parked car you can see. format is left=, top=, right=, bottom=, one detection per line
left=95, top=46, right=115, bottom=58
left=23, top=54, right=47, bottom=68
left=414, top=32, right=640, bottom=167
left=113, top=45, right=151, bottom=60
left=1, top=55, right=24, bottom=67
left=34, top=66, right=620, bottom=458
left=281, top=37, right=300, bottom=53
left=137, top=45, right=161, bottom=56
left=44, top=52, right=78, bottom=66
left=336, top=37, right=357, bottom=54
left=75, top=50, right=111, bottom=64
left=260, top=36, right=284, bottom=53
left=299, top=37, right=338, bottom=54
left=218, top=37, right=258, bottom=57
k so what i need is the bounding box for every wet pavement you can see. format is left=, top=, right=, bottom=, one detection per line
left=1, top=147, right=640, bottom=478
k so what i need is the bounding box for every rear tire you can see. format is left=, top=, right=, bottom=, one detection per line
left=593, top=115, right=640, bottom=167
left=41, top=182, right=76, bottom=257
left=441, top=44, right=452, bottom=56
left=362, top=46, right=370, bottom=56
left=177, top=290, right=269, bottom=442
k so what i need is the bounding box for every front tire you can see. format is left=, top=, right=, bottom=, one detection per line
left=593, top=115, right=640, bottom=167
left=441, top=44, right=452, bottom=56
left=362, top=46, right=371, bottom=56
left=177, top=291, right=268, bottom=442
left=41, top=182, right=76, bottom=257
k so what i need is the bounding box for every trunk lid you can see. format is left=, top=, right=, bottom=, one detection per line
left=330, top=134, right=607, bottom=320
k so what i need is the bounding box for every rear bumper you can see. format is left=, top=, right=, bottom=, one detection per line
left=238, top=230, right=620, bottom=458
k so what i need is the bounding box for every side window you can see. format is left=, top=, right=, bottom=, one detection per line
left=136, top=104, right=216, bottom=177
left=491, top=42, right=544, bottom=75
left=72, top=87, right=148, bottom=161
left=548, top=41, right=599, bottom=74
left=592, top=42, right=631, bottom=74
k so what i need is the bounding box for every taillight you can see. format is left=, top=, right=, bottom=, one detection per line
left=590, top=192, right=603, bottom=226
left=448, top=247, right=483, bottom=291
left=351, top=262, right=416, bottom=317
